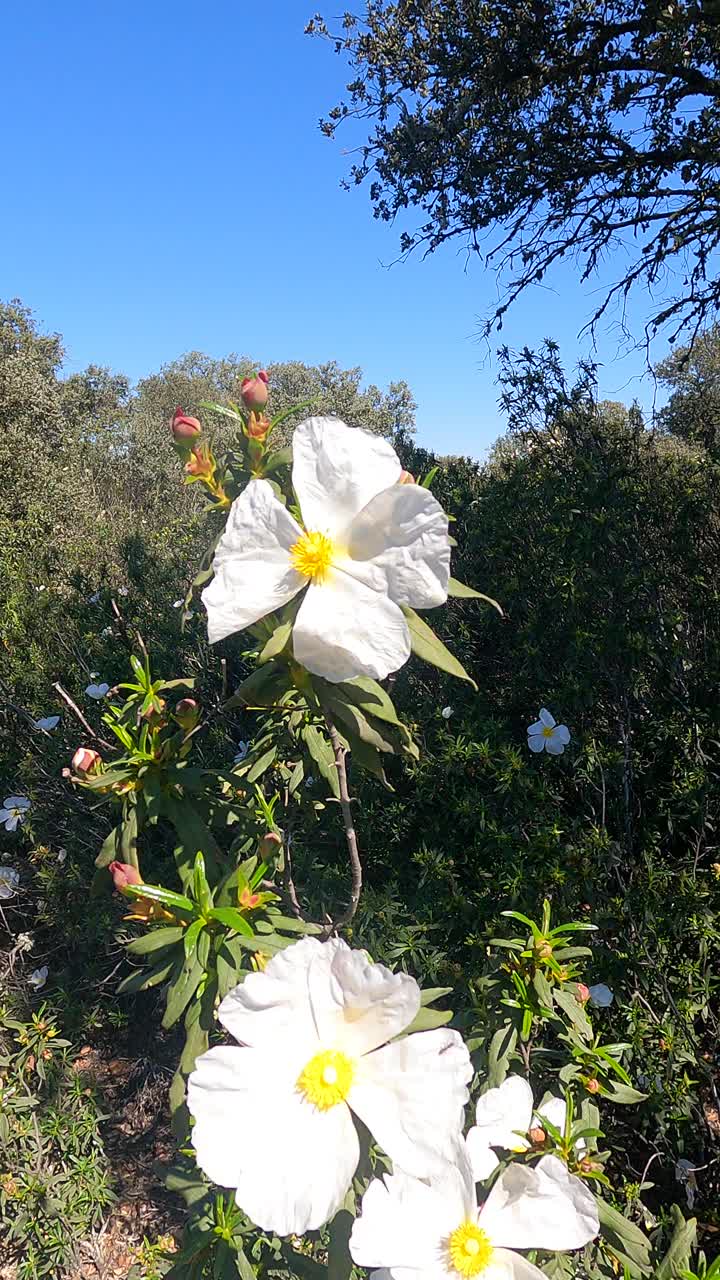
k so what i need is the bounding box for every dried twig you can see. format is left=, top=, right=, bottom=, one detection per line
left=52, top=682, right=113, bottom=750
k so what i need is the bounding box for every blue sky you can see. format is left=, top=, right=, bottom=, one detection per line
left=2, top=0, right=668, bottom=457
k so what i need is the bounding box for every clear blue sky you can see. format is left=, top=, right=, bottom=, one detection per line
left=1, top=0, right=667, bottom=458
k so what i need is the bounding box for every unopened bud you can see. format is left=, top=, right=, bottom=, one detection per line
left=108, top=861, right=142, bottom=891
left=528, top=1126, right=546, bottom=1145
left=141, top=699, right=166, bottom=727
left=245, top=410, right=271, bottom=441
left=399, top=470, right=415, bottom=484
left=585, top=1077, right=601, bottom=1094
left=171, top=407, right=202, bottom=443
left=258, top=831, right=282, bottom=860
left=72, top=747, right=103, bottom=776
left=174, top=697, right=200, bottom=730
left=576, top=983, right=590, bottom=1004
left=534, top=938, right=553, bottom=960
left=240, top=370, right=269, bottom=411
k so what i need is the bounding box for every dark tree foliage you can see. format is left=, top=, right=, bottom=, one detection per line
left=310, top=0, right=720, bottom=346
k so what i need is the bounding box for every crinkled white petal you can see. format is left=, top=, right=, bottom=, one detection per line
left=2, top=814, right=20, bottom=832
left=351, top=1166, right=466, bottom=1271
left=535, top=1094, right=567, bottom=1137
left=202, top=479, right=305, bottom=645
left=478, top=1155, right=599, bottom=1251
left=292, top=570, right=411, bottom=682
left=308, top=938, right=420, bottom=1058
left=484, top=1249, right=548, bottom=1280
left=554, top=724, right=571, bottom=744
left=538, top=708, right=556, bottom=728
left=349, top=1029, right=471, bottom=1178
left=0, top=868, right=20, bottom=899
left=292, top=417, right=401, bottom=540
left=346, top=483, right=450, bottom=609
left=217, top=937, right=324, bottom=1055
left=188, top=1043, right=359, bottom=1235
left=466, top=1076, right=534, bottom=1178
left=527, top=735, right=546, bottom=753
left=544, top=736, right=566, bottom=756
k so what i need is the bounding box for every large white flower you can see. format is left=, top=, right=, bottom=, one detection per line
left=350, top=1144, right=599, bottom=1280
left=527, top=708, right=571, bottom=755
left=201, top=417, right=451, bottom=682
left=0, top=867, right=20, bottom=899
left=466, top=1076, right=585, bottom=1181
left=0, top=796, right=31, bottom=833
left=187, top=937, right=471, bottom=1236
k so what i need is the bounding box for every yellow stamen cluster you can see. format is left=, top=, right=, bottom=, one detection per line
left=296, top=1049, right=354, bottom=1110
left=290, top=530, right=335, bottom=582
left=447, top=1222, right=494, bottom=1277
left=542, top=725, right=555, bottom=738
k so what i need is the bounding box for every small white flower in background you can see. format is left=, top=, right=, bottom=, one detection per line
left=442, top=705, right=454, bottom=719
left=0, top=867, right=20, bottom=899
left=233, top=741, right=250, bottom=764
left=36, top=584, right=46, bottom=593
left=33, top=715, right=60, bottom=732
left=100, top=626, right=114, bottom=638
left=0, top=796, right=31, bottom=833
left=118, top=586, right=129, bottom=597
left=88, top=591, right=101, bottom=604
left=465, top=1075, right=585, bottom=1180
left=305, top=774, right=315, bottom=788
left=56, top=848, right=67, bottom=865
left=675, top=1158, right=698, bottom=1210
left=172, top=598, right=184, bottom=609
left=202, top=417, right=451, bottom=683
left=588, top=983, right=614, bottom=1008
left=187, top=937, right=471, bottom=1235
left=28, top=966, right=48, bottom=991
left=16, top=932, right=34, bottom=952
left=527, top=707, right=571, bottom=755
left=350, top=1142, right=598, bottom=1280
left=85, top=682, right=110, bottom=700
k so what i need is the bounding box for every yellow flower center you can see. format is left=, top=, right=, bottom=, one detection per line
left=447, top=1222, right=494, bottom=1277
left=296, top=1049, right=355, bottom=1110
left=290, top=530, right=335, bottom=582
left=542, top=725, right=555, bottom=738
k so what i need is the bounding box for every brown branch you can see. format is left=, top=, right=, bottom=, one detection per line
left=52, top=682, right=113, bottom=750
left=324, top=712, right=363, bottom=931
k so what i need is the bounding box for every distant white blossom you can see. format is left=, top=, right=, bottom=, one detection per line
left=16, top=932, right=34, bottom=952
left=0, top=867, right=20, bottom=899
left=100, top=626, right=114, bottom=638
left=118, top=586, right=129, bottom=597
left=234, top=741, right=250, bottom=764
left=442, top=705, right=454, bottom=720
left=56, top=848, right=67, bottom=865
left=85, top=682, right=110, bottom=700
left=33, top=715, right=60, bottom=732
left=466, top=1076, right=585, bottom=1181
left=28, top=966, right=48, bottom=990
left=173, top=599, right=184, bottom=609
left=588, top=983, right=614, bottom=1008
left=527, top=708, right=571, bottom=755
left=88, top=591, right=101, bottom=604
left=0, top=796, right=31, bottom=833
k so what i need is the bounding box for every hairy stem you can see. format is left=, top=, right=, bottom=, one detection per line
left=325, top=712, right=363, bottom=930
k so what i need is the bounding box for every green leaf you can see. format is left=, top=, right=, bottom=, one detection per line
left=554, top=987, right=592, bottom=1039
left=262, top=445, right=293, bottom=475
left=123, top=882, right=197, bottom=914
left=199, top=399, right=245, bottom=423
left=302, top=723, right=340, bottom=797
left=125, top=926, right=185, bottom=956
left=183, top=917, right=204, bottom=959
left=258, top=617, right=293, bottom=663
left=403, top=1005, right=453, bottom=1033
left=448, top=578, right=503, bottom=614
left=193, top=850, right=213, bottom=916
left=160, top=793, right=225, bottom=886
left=532, top=969, right=555, bottom=1010
left=208, top=906, right=255, bottom=937
left=401, top=605, right=477, bottom=689
left=247, top=745, right=278, bottom=783
left=604, top=1082, right=648, bottom=1105
left=117, top=956, right=178, bottom=994
left=162, top=952, right=205, bottom=1029
left=487, top=1023, right=518, bottom=1086
left=225, top=661, right=291, bottom=710
left=596, top=1198, right=652, bottom=1275
left=328, top=1207, right=354, bottom=1280
left=333, top=675, right=405, bottom=728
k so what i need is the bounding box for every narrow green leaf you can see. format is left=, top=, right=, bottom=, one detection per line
left=125, top=926, right=185, bottom=956
left=401, top=605, right=478, bottom=689
left=448, top=578, right=503, bottom=614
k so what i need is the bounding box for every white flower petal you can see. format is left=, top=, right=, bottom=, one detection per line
left=292, top=572, right=410, bottom=683
left=349, top=1029, right=471, bottom=1178
left=588, top=983, right=614, bottom=1008
left=535, top=1095, right=567, bottom=1137
left=309, top=938, right=420, bottom=1058
left=292, top=417, right=401, bottom=539
left=465, top=1130, right=501, bottom=1181
left=4, top=796, right=30, bottom=810
left=0, top=868, right=20, bottom=899
left=346, top=483, right=450, bottom=609
left=217, top=937, right=325, bottom=1054
left=527, top=735, right=546, bottom=753
left=351, top=1167, right=466, bottom=1271
left=28, top=966, right=48, bottom=990
left=527, top=721, right=545, bottom=736
left=538, top=708, right=556, bottom=728
left=466, top=1076, right=534, bottom=1173
left=479, top=1155, right=599, bottom=1251
left=554, top=724, right=571, bottom=744
left=485, top=1249, right=547, bottom=1280
left=34, top=716, right=60, bottom=731
left=85, top=683, right=110, bottom=699
left=202, top=479, right=305, bottom=645
left=544, top=735, right=565, bottom=755
left=3, top=814, right=19, bottom=832
left=188, top=1044, right=358, bottom=1235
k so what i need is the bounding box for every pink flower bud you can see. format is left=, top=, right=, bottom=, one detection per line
left=576, top=983, right=591, bottom=1004
left=108, top=861, right=142, bottom=891
left=399, top=470, right=415, bottom=484
left=171, top=407, right=202, bottom=443
left=72, top=747, right=102, bottom=776
left=258, top=831, right=282, bottom=860
left=241, top=371, right=269, bottom=411
left=528, top=1126, right=546, bottom=1146
left=174, top=698, right=200, bottom=730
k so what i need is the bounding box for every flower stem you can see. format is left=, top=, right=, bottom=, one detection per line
left=324, top=712, right=362, bottom=929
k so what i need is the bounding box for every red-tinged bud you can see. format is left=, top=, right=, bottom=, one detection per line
left=245, top=411, right=271, bottom=441
left=534, top=937, right=553, bottom=959
left=576, top=982, right=591, bottom=1004
left=171, top=407, right=202, bottom=443
left=174, top=697, right=200, bottom=730
left=108, top=861, right=142, bottom=891
left=72, top=747, right=103, bottom=776
left=185, top=444, right=215, bottom=480
left=241, top=371, right=269, bottom=411
left=141, top=699, right=166, bottom=728
left=239, top=886, right=262, bottom=911
left=528, top=1126, right=546, bottom=1145
left=585, top=1077, right=600, bottom=1094
left=258, top=831, right=282, bottom=860
left=399, top=470, right=415, bottom=484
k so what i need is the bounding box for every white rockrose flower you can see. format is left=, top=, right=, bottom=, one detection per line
left=588, top=983, right=614, bottom=1008
left=350, top=1142, right=599, bottom=1280
left=34, top=715, right=61, bottom=732
left=85, top=682, right=110, bottom=700
left=466, top=1076, right=585, bottom=1180
left=0, top=867, right=20, bottom=899
left=187, top=937, right=471, bottom=1236
left=442, top=706, right=454, bottom=719
left=527, top=708, right=571, bottom=755
left=0, top=796, right=31, bottom=833
left=202, top=417, right=451, bottom=683
left=28, top=966, right=49, bottom=990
